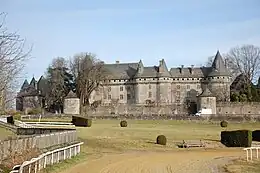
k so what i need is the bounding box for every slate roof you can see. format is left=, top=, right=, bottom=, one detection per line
left=208, top=51, right=230, bottom=77
left=65, top=90, right=78, bottom=98
left=103, top=62, right=139, bottom=79
left=169, top=67, right=211, bottom=78
left=198, top=87, right=214, bottom=97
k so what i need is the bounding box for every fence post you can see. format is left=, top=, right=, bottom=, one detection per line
left=44, top=155, right=47, bottom=168
left=64, top=149, right=66, bottom=160
left=28, top=164, right=31, bottom=173
left=69, top=147, right=72, bottom=158
left=250, top=148, right=253, bottom=160
left=51, top=152, right=54, bottom=165
left=257, top=148, right=259, bottom=159
left=34, top=161, right=37, bottom=173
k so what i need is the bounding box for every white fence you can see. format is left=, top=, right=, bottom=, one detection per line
left=243, top=147, right=260, bottom=161
left=10, top=142, right=84, bottom=173
left=23, top=121, right=74, bottom=128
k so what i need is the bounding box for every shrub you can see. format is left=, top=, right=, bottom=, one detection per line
left=252, top=130, right=260, bottom=141
left=27, top=108, right=42, bottom=115
left=71, top=116, right=92, bottom=127
left=120, top=120, right=127, bottom=127
left=220, top=120, right=228, bottom=127
left=6, top=116, right=14, bottom=124
left=221, top=130, right=252, bottom=147
left=156, top=135, right=167, bottom=145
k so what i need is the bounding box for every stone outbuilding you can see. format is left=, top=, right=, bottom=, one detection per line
left=63, top=91, right=80, bottom=115
left=197, top=86, right=216, bottom=115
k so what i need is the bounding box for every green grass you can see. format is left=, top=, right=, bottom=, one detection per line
left=0, top=127, right=15, bottom=141
left=16, top=119, right=260, bottom=173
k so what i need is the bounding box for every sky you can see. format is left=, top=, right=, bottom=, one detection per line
left=1, top=0, right=260, bottom=84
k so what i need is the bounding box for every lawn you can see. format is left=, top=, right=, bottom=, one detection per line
left=0, top=127, right=15, bottom=141
left=39, top=119, right=260, bottom=173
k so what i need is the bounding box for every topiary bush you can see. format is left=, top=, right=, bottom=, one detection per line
left=220, top=120, right=228, bottom=127
left=221, top=130, right=252, bottom=147
left=156, top=135, right=167, bottom=145
left=120, top=120, right=127, bottom=127
left=252, top=130, right=260, bottom=141
left=71, top=116, right=92, bottom=127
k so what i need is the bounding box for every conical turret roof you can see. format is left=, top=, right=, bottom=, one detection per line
left=198, top=87, right=214, bottom=97
left=65, top=90, right=78, bottom=98
left=208, top=51, right=230, bottom=77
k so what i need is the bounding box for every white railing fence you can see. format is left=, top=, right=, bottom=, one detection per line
left=243, top=146, right=260, bottom=161
left=10, top=142, right=84, bottom=173
left=15, top=120, right=35, bottom=128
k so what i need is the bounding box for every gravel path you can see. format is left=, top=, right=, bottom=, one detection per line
left=60, top=149, right=243, bottom=173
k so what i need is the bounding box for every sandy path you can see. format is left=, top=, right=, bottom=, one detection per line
left=61, top=149, right=243, bottom=173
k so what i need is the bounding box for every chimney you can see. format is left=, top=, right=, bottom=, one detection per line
left=180, top=65, right=184, bottom=73
left=116, top=61, right=120, bottom=64
left=190, top=65, right=194, bottom=74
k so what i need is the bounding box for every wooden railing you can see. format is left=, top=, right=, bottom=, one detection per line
left=10, top=142, right=84, bottom=173
left=243, top=146, right=260, bottom=161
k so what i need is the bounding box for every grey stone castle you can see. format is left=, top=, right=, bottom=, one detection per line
left=16, top=51, right=231, bottom=114
left=90, top=51, right=231, bottom=109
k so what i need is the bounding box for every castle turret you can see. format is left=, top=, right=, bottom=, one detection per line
left=157, top=59, right=171, bottom=104
left=208, top=51, right=231, bottom=102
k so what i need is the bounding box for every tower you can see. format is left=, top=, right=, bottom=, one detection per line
left=157, top=59, right=171, bottom=105
left=207, top=51, right=231, bottom=102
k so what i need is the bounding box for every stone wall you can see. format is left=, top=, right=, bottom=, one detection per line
left=0, top=130, right=77, bottom=163
left=90, top=104, right=189, bottom=116
left=216, top=102, right=260, bottom=115
left=64, top=98, right=80, bottom=115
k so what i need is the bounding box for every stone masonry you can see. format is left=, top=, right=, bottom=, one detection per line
left=90, top=51, right=231, bottom=113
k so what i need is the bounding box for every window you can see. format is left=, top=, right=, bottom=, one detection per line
left=127, top=94, right=131, bottom=100
left=103, top=93, right=107, bottom=99
left=120, top=86, right=123, bottom=91
left=197, top=85, right=200, bottom=89
left=177, top=85, right=180, bottom=89
left=120, top=94, right=123, bottom=100
left=176, top=91, right=180, bottom=96
left=108, top=87, right=111, bottom=92
left=207, top=98, right=210, bottom=103
left=187, top=85, right=190, bottom=89
left=149, top=84, right=152, bottom=89
left=148, top=92, right=152, bottom=98
left=108, top=95, right=111, bottom=99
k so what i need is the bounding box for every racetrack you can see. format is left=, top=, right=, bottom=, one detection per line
left=60, top=149, right=243, bottom=173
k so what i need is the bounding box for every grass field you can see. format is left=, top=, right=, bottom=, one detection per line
left=34, top=119, right=260, bottom=173
left=0, top=127, right=15, bottom=141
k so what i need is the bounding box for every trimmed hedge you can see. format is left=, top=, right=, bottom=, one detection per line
left=120, top=120, right=127, bottom=127
left=156, top=135, right=167, bottom=145
left=220, top=120, right=228, bottom=127
left=7, top=116, right=14, bottom=124
left=252, top=130, right=260, bottom=141
left=221, top=130, right=252, bottom=147
left=71, top=116, right=92, bottom=127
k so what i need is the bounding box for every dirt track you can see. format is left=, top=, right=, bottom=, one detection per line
left=60, top=149, right=244, bottom=173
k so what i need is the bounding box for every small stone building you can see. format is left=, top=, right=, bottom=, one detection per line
left=197, top=87, right=216, bottom=114
left=63, top=91, right=80, bottom=115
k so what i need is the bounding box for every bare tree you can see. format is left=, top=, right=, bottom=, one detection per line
left=206, top=54, right=239, bottom=81
left=226, top=45, right=260, bottom=84
left=0, top=13, right=31, bottom=110
left=70, top=52, right=106, bottom=114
